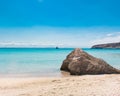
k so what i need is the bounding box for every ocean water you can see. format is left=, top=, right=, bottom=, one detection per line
left=0, top=48, right=120, bottom=77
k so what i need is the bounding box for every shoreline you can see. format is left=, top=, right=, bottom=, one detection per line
left=0, top=71, right=71, bottom=78
left=0, top=74, right=120, bottom=96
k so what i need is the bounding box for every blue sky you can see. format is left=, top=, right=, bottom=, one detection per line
left=0, top=0, right=120, bottom=47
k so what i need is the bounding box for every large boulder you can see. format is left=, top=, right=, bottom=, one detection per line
left=60, top=48, right=120, bottom=75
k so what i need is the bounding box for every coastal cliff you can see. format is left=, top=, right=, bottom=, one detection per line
left=92, top=42, right=120, bottom=48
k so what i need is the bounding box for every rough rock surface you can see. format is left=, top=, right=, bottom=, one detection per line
left=60, top=48, right=120, bottom=75
left=92, top=42, right=120, bottom=48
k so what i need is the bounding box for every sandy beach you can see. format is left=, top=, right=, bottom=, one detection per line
left=0, top=74, right=120, bottom=96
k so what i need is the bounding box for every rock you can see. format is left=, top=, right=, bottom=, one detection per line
left=60, top=48, right=120, bottom=75
left=92, top=42, right=120, bottom=49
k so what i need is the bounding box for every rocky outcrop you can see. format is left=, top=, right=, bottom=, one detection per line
left=60, top=48, right=120, bottom=75
left=92, top=42, right=120, bottom=48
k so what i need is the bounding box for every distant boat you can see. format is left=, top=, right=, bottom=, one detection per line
left=56, top=47, right=59, bottom=49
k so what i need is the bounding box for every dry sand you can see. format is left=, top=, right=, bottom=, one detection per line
left=0, top=74, right=120, bottom=96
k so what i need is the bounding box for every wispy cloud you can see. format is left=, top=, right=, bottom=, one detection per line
left=0, top=26, right=120, bottom=47
left=0, top=41, right=66, bottom=48
left=91, top=32, right=120, bottom=45
left=106, top=33, right=113, bottom=37
left=106, top=32, right=120, bottom=37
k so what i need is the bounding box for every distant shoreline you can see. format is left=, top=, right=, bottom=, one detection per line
left=0, top=47, right=75, bottom=49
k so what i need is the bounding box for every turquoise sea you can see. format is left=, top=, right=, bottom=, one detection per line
left=0, top=48, right=120, bottom=77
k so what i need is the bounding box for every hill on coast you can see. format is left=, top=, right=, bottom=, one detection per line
left=92, top=42, right=120, bottom=48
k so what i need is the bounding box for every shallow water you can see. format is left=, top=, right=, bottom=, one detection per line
left=0, top=48, right=120, bottom=77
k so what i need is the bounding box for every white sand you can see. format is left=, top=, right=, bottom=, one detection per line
left=0, top=74, right=120, bottom=96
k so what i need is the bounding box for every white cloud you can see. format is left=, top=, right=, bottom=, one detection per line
left=0, top=26, right=120, bottom=47
left=106, top=32, right=120, bottom=37
left=0, top=41, right=67, bottom=48
left=91, top=32, right=120, bottom=45
left=106, top=33, right=113, bottom=37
